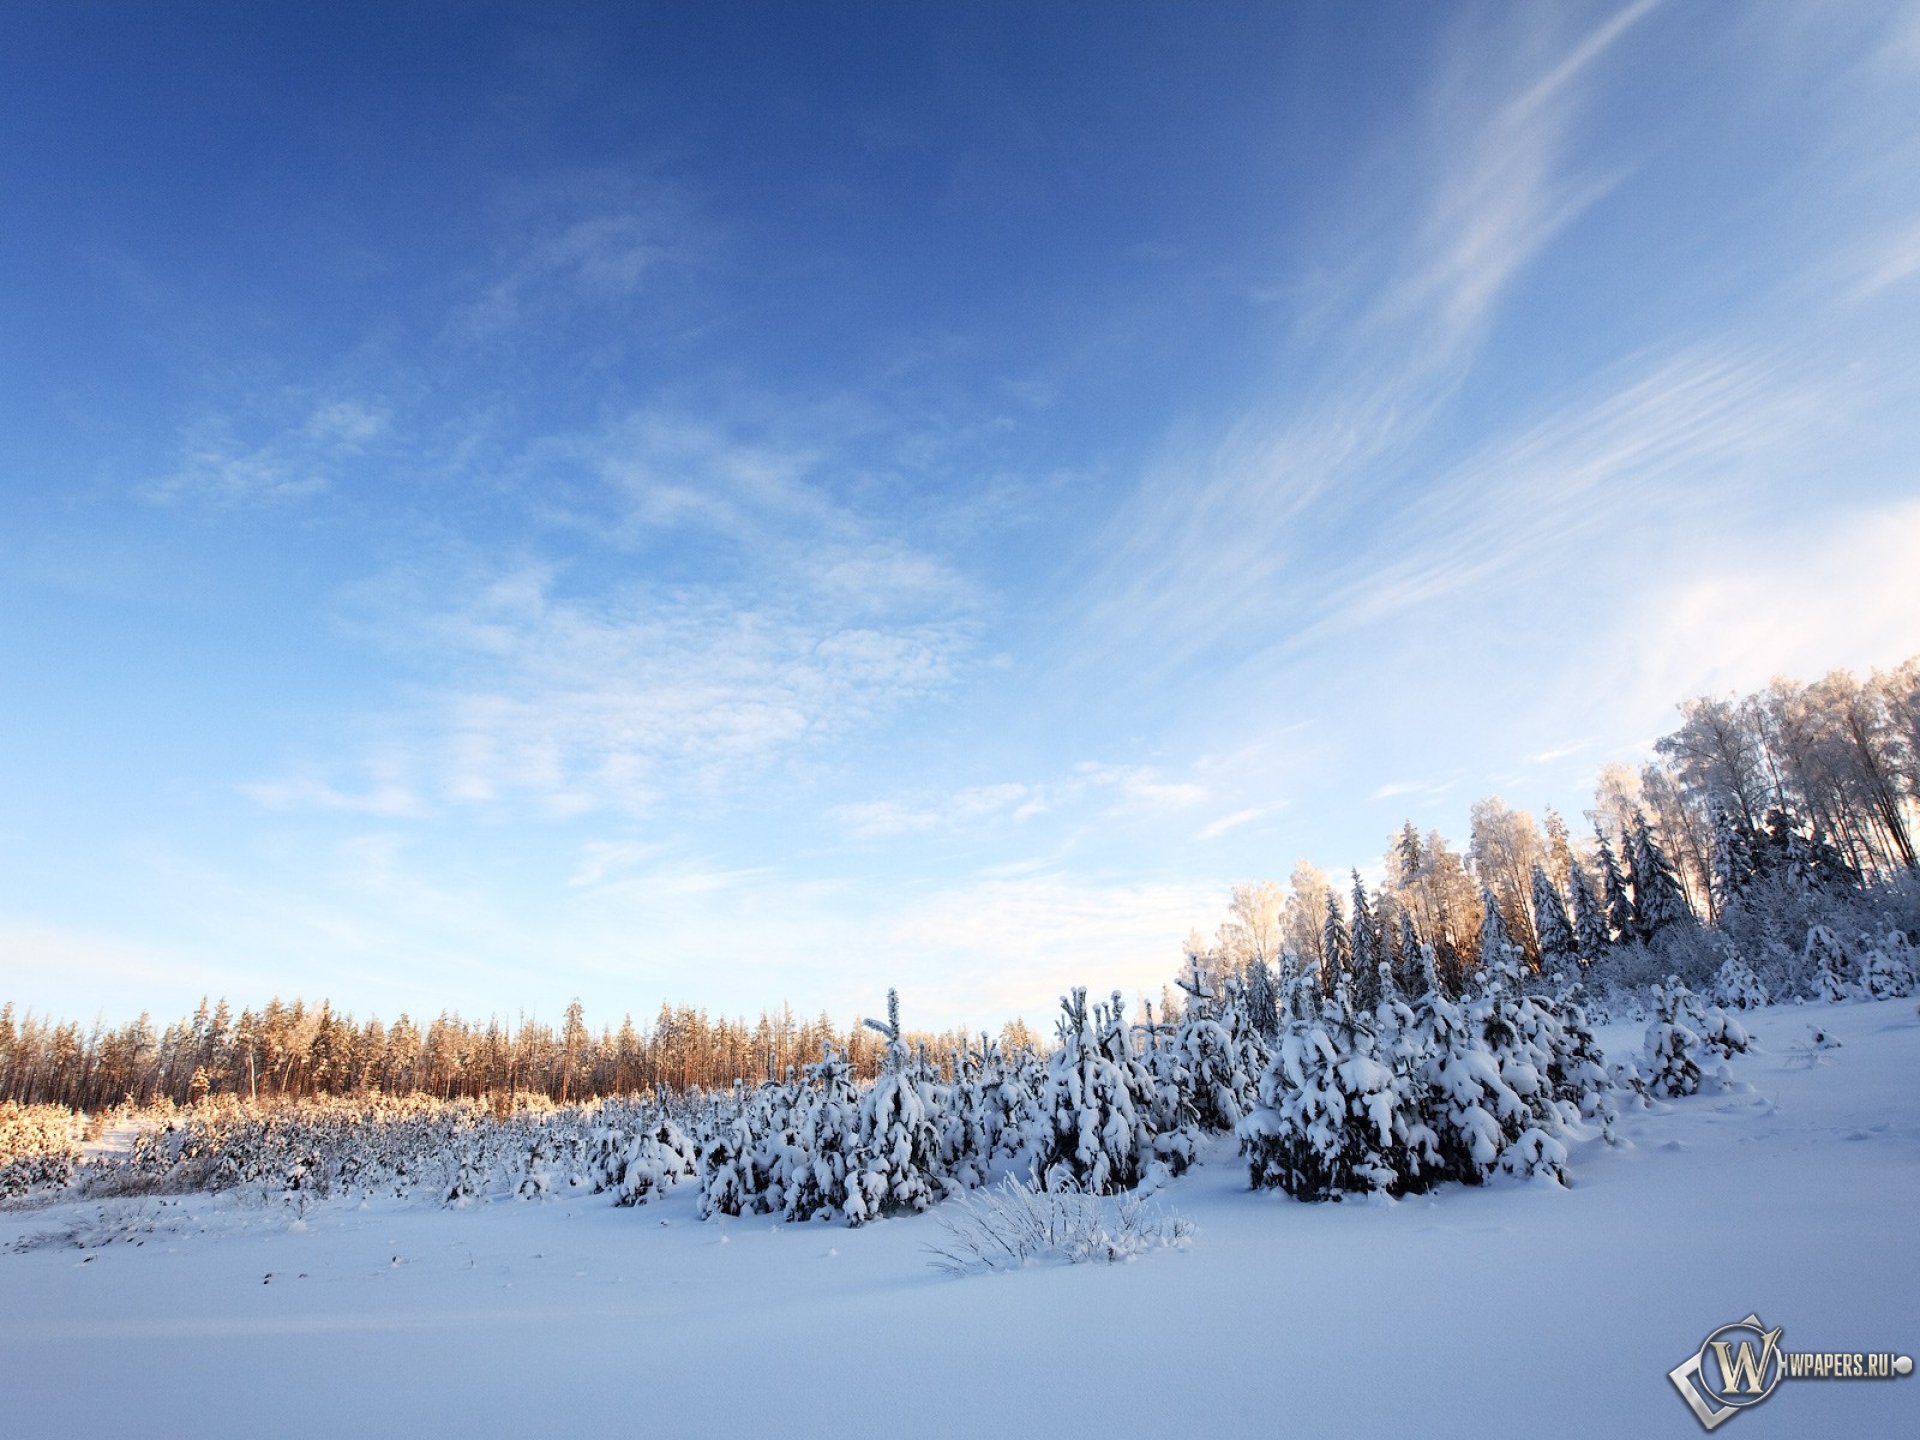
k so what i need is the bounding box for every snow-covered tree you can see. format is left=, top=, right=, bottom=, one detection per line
left=1596, top=829, right=1633, bottom=945
left=605, top=1115, right=699, bottom=1207
left=1530, top=862, right=1577, bottom=976
left=1411, top=950, right=1529, bottom=1185
left=1477, top=886, right=1521, bottom=979
left=779, top=1043, right=862, bottom=1221
left=1710, top=807, right=1760, bottom=912
left=697, top=1085, right=762, bottom=1218
left=1861, top=930, right=1919, bottom=999
left=1643, top=990, right=1704, bottom=1098
left=1030, top=989, right=1153, bottom=1195
left=1349, top=872, right=1381, bottom=1009
left=846, top=991, right=943, bottom=1224
left=1243, top=954, right=1280, bottom=1041
left=1240, top=974, right=1437, bottom=1200
left=1630, top=812, right=1694, bottom=938
left=1709, top=952, right=1769, bottom=1010
left=1806, top=925, right=1855, bottom=1002
left=1321, top=893, right=1353, bottom=989
left=1173, top=990, right=1253, bottom=1134
left=1394, top=912, right=1425, bottom=999
left=1568, top=861, right=1610, bottom=960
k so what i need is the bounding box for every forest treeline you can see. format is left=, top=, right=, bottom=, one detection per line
left=1189, top=657, right=1920, bottom=1000
left=6, top=657, right=1919, bottom=1116
left=0, top=995, right=1035, bottom=1114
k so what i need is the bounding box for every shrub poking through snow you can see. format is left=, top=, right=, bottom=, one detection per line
left=922, top=1174, right=1192, bottom=1274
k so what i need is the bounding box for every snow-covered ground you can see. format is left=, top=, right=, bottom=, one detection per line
left=4, top=999, right=1915, bottom=1440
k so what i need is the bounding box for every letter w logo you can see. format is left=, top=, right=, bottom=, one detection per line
left=1672, top=1317, right=1787, bottom=1430
left=1712, top=1330, right=1783, bottom=1395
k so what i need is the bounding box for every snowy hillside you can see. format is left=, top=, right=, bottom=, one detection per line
left=4, top=997, right=1914, bottom=1440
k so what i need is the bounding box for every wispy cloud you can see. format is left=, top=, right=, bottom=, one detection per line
left=1527, top=742, right=1591, bottom=765
left=1196, top=806, right=1267, bottom=841
left=1082, top=3, right=1662, bottom=672
left=1847, top=219, right=1920, bottom=300
left=1375, top=0, right=1660, bottom=351
left=836, top=782, right=1037, bottom=837
left=1370, top=782, right=1425, bottom=801
left=415, top=568, right=971, bottom=816
left=243, top=775, right=424, bottom=818
left=523, top=411, right=835, bottom=545
left=146, top=396, right=389, bottom=506
left=836, top=762, right=1205, bottom=839
left=567, top=840, right=668, bottom=889
left=452, top=175, right=702, bottom=338
left=250, top=541, right=974, bottom=821
left=1307, top=343, right=1827, bottom=640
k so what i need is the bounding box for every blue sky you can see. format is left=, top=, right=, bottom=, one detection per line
left=4, top=2, right=1920, bottom=1031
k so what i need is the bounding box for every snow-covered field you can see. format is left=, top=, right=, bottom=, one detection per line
left=5, top=999, right=1915, bottom=1440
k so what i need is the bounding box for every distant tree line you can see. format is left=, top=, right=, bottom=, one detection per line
left=0, top=994, right=1023, bottom=1114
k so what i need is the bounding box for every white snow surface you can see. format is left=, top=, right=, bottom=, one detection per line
left=5, top=999, right=1916, bottom=1439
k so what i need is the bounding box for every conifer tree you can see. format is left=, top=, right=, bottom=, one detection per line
left=1174, top=953, right=1215, bottom=1018
left=1709, top=950, right=1769, bottom=1010
left=1244, top=955, right=1280, bottom=1041
left=1477, top=886, right=1520, bottom=979
left=1595, top=829, right=1633, bottom=943
left=1543, top=806, right=1575, bottom=889
left=1395, top=821, right=1424, bottom=890
left=1395, top=912, right=1424, bottom=996
left=1031, top=988, right=1152, bottom=1195
left=1805, top=925, right=1854, bottom=1002
left=1240, top=969, right=1435, bottom=1200
left=1567, top=861, right=1610, bottom=960
left=1530, top=862, right=1577, bottom=975
left=1409, top=943, right=1527, bottom=1186
left=1321, top=892, right=1353, bottom=986
left=847, top=990, right=942, bottom=1223
left=1349, top=872, right=1381, bottom=1009
left=1640, top=979, right=1705, bottom=1098
left=1709, top=806, right=1759, bottom=912
left=1172, top=981, right=1256, bottom=1136
left=778, top=1042, right=861, bottom=1221
left=1629, top=811, right=1693, bottom=938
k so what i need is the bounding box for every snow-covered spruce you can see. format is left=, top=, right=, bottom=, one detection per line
left=1168, top=960, right=1260, bottom=1135
left=1860, top=928, right=1918, bottom=999
left=845, top=991, right=943, bottom=1225
left=1807, top=924, right=1855, bottom=1003
left=1239, top=920, right=1616, bottom=1200
left=1028, top=989, right=1157, bottom=1195
left=1239, top=966, right=1438, bottom=1200
left=1635, top=978, right=1745, bottom=1099
left=1710, top=950, right=1770, bottom=1010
